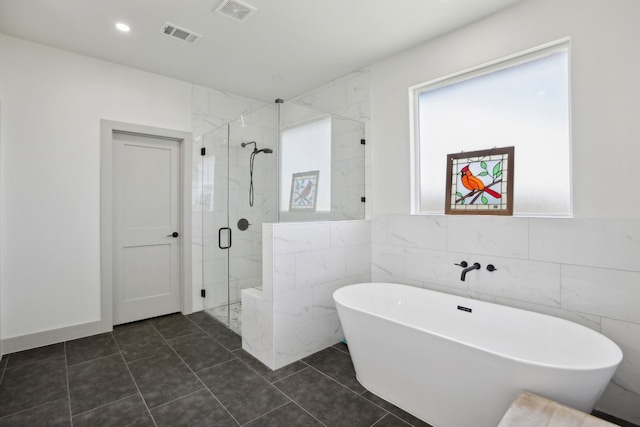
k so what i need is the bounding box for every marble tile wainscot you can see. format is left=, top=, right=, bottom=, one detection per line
left=242, top=220, right=371, bottom=370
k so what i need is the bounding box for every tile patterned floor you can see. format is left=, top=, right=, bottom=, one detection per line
left=207, top=302, right=242, bottom=335
left=0, top=312, right=432, bottom=427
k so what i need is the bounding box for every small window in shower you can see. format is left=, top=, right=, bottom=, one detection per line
left=280, top=116, right=331, bottom=212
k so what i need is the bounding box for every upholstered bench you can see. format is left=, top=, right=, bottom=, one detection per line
left=498, top=391, right=618, bottom=427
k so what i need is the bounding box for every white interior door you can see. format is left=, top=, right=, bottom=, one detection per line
left=112, top=131, right=181, bottom=325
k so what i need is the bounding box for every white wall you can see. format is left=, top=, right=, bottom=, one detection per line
left=0, top=100, right=3, bottom=358
left=372, top=0, right=640, bottom=220
left=370, top=0, right=640, bottom=423
left=0, top=35, right=192, bottom=345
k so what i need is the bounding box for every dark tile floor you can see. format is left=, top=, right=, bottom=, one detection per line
left=0, top=313, right=431, bottom=427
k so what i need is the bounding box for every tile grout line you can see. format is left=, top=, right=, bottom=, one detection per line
left=190, top=317, right=329, bottom=427
left=228, top=356, right=328, bottom=427
left=0, top=397, right=70, bottom=423
left=226, top=332, right=371, bottom=426
left=183, top=312, right=239, bottom=352
left=146, top=387, right=207, bottom=411
left=303, top=357, right=367, bottom=396
left=188, top=315, right=243, bottom=353
left=227, top=353, right=300, bottom=424
left=2, top=350, right=63, bottom=371
left=232, top=348, right=310, bottom=385
left=357, top=392, right=425, bottom=427
left=110, top=331, right=159, bottom=427
left=288, top=401, right=329, bottom=427
left=268, top=384, right=329, bottom=427
left=371, top=413, right=416, bottom=427
left=240, top=399, right=328, bottom=427
left=65, top=349, right=122, bottom=368
left=0, top=356, right=6, bottom=385
left=238, top=400, right=290, bottom=426
left=302, top=364, right=419, bottom=427
left=70, top=392, right=140, bottom=419
left=0, top=352, right=67, bottom=421
left=305, top=364, right=393, bottom=416
left=331, top=343, right=350, bottom=355
left=63, top=342, right=73, bottom=426
left=151, top=316, right=243, bottom=426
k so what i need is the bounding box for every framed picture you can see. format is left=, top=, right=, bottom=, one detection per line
left=289, top=170, right=319, bottom=212
left=445, top=146, right=514, bottom=215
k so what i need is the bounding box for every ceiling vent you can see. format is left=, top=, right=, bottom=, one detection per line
left=159, top=22, right=202, bottom=44
left=214, top=0, right=257, bottom=22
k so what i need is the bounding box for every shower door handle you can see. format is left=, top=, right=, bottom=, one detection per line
left=218, top=227, right=231, bottom=249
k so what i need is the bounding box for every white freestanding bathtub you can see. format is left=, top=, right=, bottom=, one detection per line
left=333, top=283, right=622, bottom=427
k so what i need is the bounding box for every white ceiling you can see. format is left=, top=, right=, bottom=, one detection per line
left=0, top=0, right=522, bottom=102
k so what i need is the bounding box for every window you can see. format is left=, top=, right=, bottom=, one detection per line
left=412, top=42, right=571, bottom=216
left=280, top=116, right=331, bottom=212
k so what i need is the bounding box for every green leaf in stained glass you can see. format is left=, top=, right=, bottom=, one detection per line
left=493, top=163, right=502, bottom=175
left=479, top=172, right=488, bottom=176
left=481, top=196, right=488, bottom=204
left=495, top=170, right=502, bottom=178
left=456, top=192, right=463, bottom=198
left=481, top=161, right=487, bottom=169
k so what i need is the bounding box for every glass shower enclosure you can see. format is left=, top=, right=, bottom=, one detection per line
left=195, top=101, right=365, bottom=334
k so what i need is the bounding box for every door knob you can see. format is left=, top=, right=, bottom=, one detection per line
left=167, top=232, right=179, bottom=238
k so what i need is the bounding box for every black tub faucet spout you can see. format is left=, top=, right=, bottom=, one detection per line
left=461, top=262, right=481, bottom=281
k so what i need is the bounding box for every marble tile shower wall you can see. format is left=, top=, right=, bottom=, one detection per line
left=292, top=67, right=372, bottom=219
left=192, top=85, right=267, bottom=140
left=243, top=220, right=371, bottom=370
left=227, top=120, right=278, bottom=304
left=191, top=71, right=372, bottom=310
left=191, top=85, right=268, bottom=312
left=372, top=214, right=640, bottom=423
left=331, top=116, right=366, bottom=220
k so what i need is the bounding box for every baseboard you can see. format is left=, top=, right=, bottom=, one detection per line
left=1, top=320, right=110, bottom=355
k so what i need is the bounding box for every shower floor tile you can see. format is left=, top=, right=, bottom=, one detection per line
left=206, top=302, right=242, bottom=335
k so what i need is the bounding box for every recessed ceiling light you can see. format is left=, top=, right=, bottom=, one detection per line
left=115, top=23, right=130, bottom=32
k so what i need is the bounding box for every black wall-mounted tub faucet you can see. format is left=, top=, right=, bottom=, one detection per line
left=460, top=262, right=481, bottom=281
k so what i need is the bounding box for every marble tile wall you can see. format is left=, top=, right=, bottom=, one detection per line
left=291, top=68, right=371, bottom=219
left=191, top=85, right=268, bottom=312
left=242, top=220, right=371, bottom=370
left=330, top=116, right=366, bottom=220
left=192, top=85, right=267, bottom=141
left=192, top=74, right=371, bottom=311
left=372, top=214, right=640, bottom=422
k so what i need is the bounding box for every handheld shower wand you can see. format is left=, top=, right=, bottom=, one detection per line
left=242, top=142, right=273, bottom=206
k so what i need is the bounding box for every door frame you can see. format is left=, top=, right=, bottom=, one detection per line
left=100, top=120, right=192, bottom=329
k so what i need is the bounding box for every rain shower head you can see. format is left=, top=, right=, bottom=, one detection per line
left=257, top=148, right=273, bottom=154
